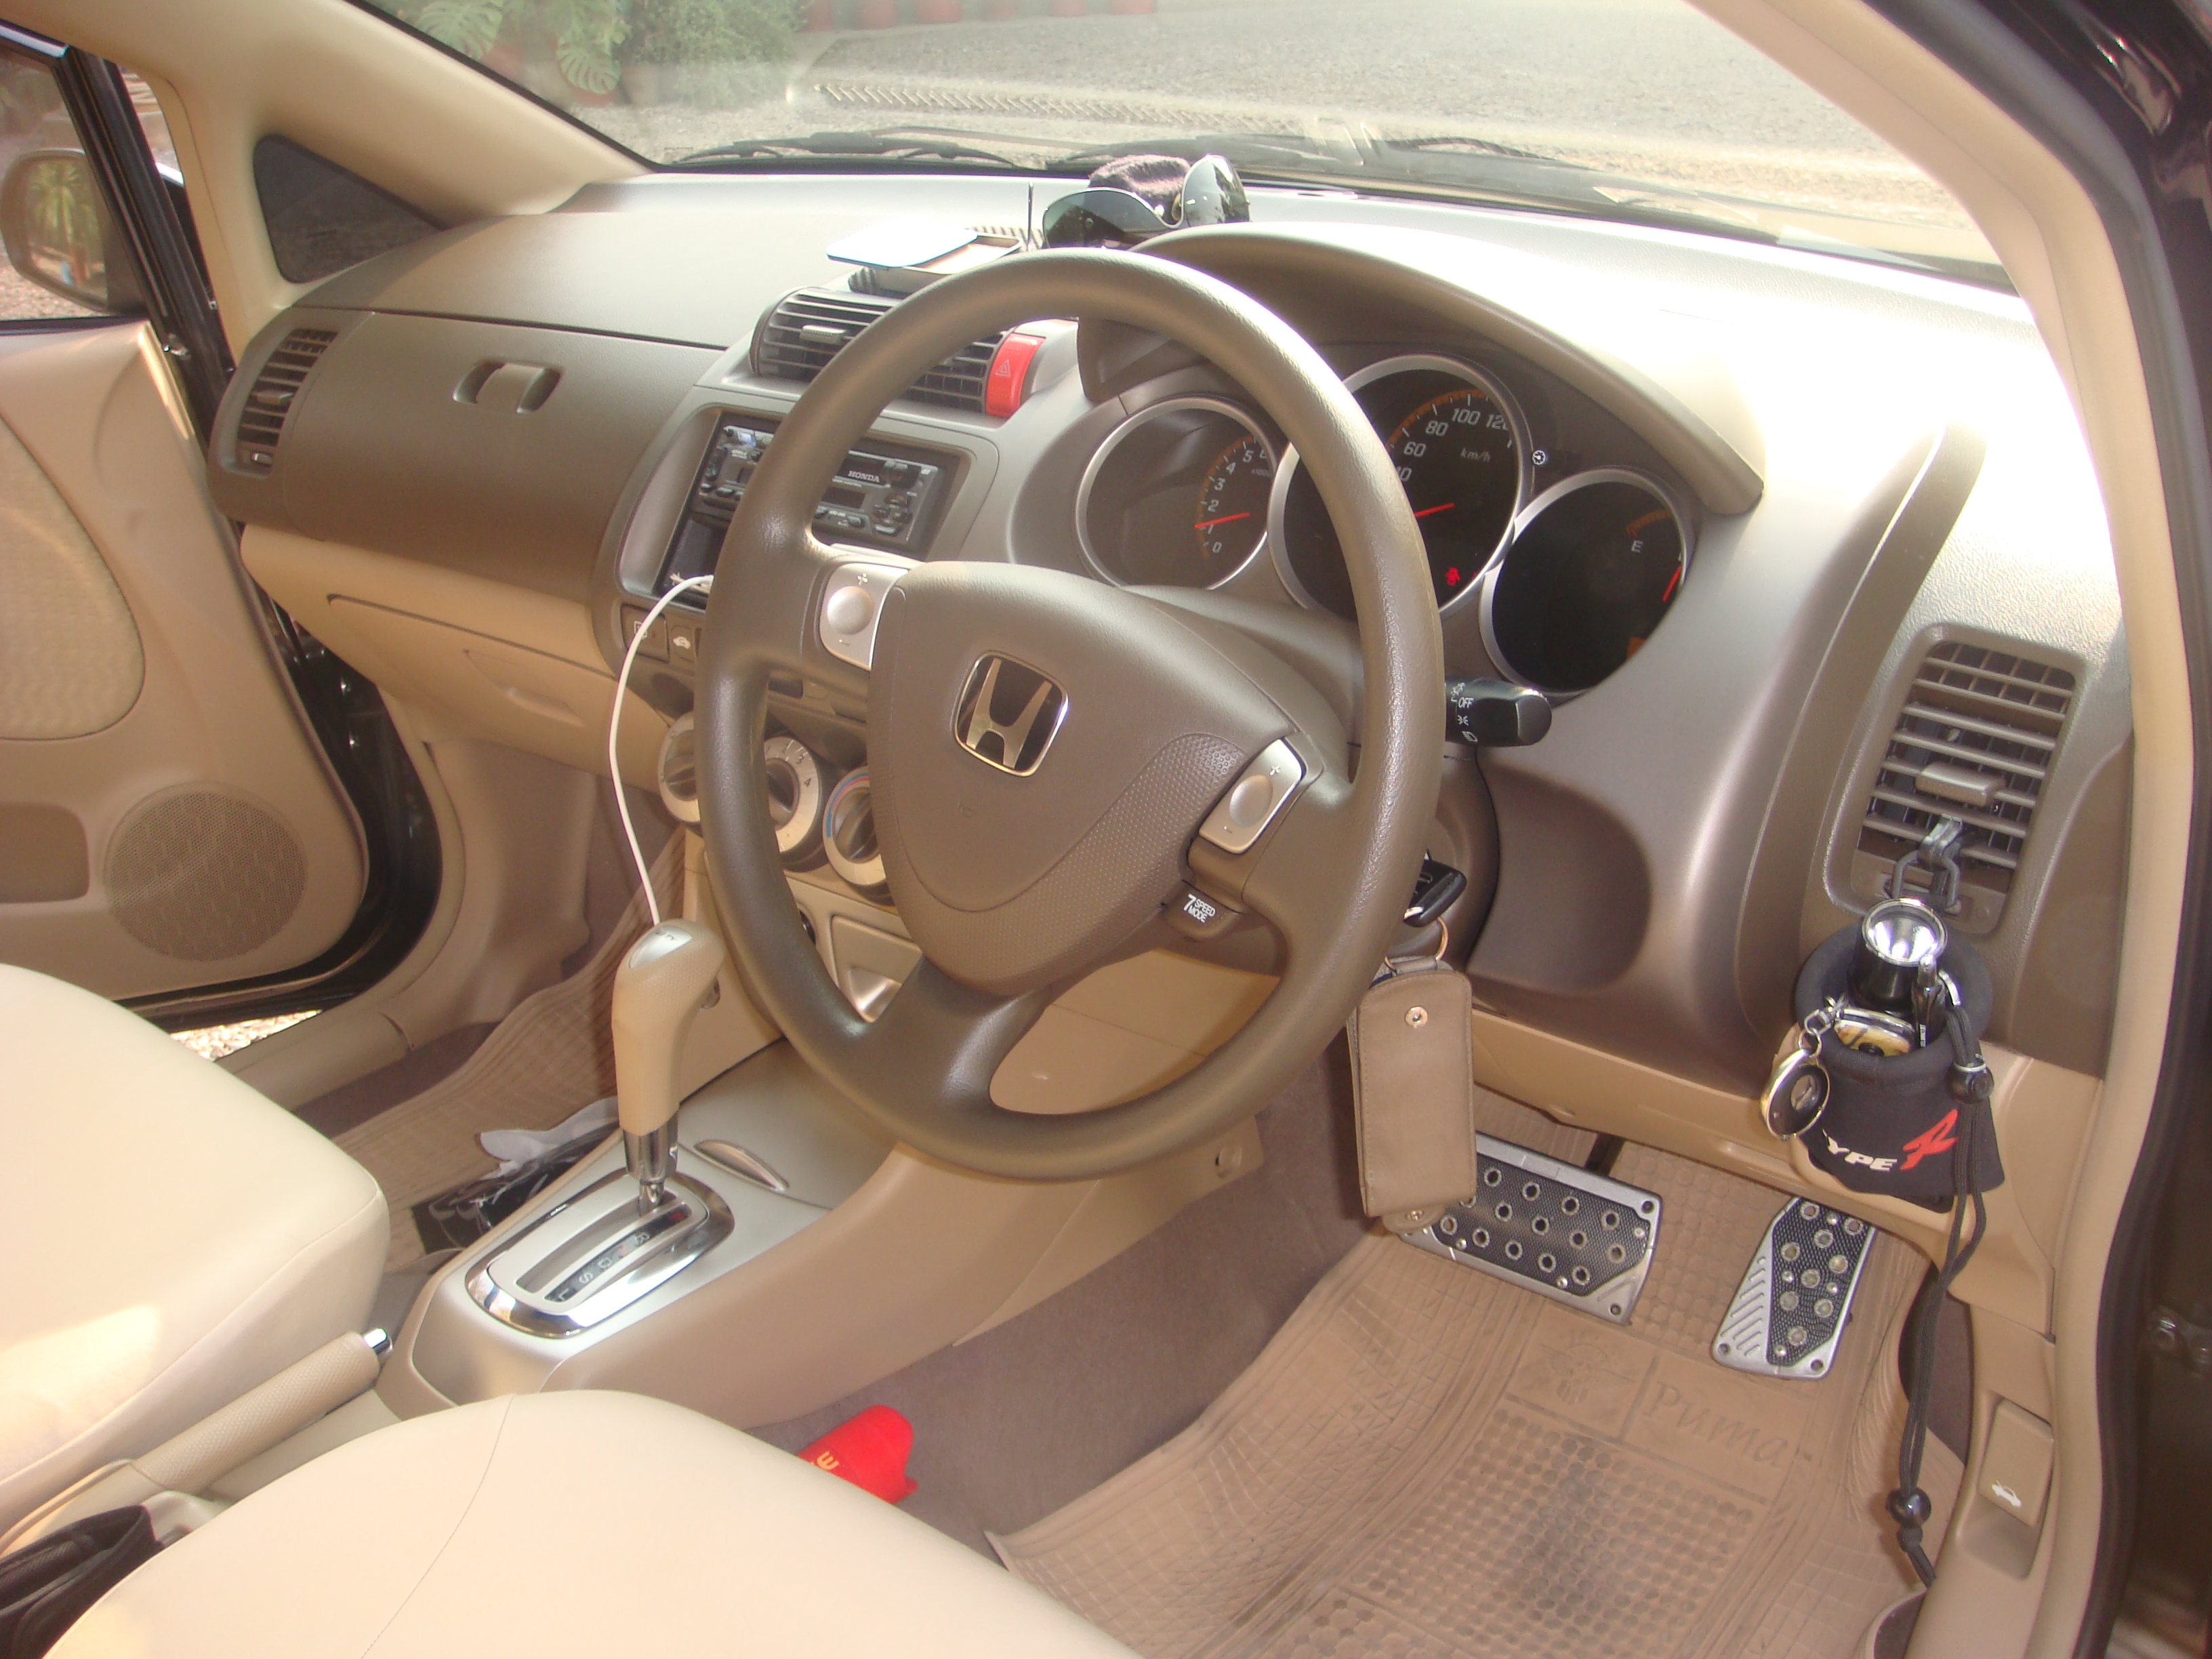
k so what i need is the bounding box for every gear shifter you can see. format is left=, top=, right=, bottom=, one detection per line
left=464, top=918, right=738, bottom=1338
left=613, top=920, right=726, bottom=1208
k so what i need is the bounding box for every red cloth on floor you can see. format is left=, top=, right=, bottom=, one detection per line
left=798, top=1405, right=918, bottom=1503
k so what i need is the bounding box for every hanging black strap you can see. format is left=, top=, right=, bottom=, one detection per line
left=1886, top=1000, right=1994, bottom=1585
left=0, top=1505, right=157, bottom=1658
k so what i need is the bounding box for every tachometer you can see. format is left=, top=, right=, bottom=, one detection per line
left=1078, top=397, right=1276, bottom=588
left=1193, top=433, right=1273, bottom=574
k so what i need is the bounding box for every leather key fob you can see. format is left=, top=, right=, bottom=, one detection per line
left=1348, top=964, right=1477, bottom=1218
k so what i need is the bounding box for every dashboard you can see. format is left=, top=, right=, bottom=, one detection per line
left=203, top=171, right=2131, bottom=1118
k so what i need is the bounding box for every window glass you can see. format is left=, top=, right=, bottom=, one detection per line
left=120, top=69, right=177, bottom=176
left=253, top=136, right=441, bottom=285
left=359, top=0, right=1996, bottom=283
left=0, top=45, right=139, bottom=321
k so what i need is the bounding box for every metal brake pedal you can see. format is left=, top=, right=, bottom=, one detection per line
left=1399, top=1134, right=1662, bottom=1324
left=1713, top=1197, right=1877, bottom=1379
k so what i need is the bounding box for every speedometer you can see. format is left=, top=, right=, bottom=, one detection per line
left=1383, top=383, right=1523, bottom=605
left=1271, top=356, right=1529, bottom=618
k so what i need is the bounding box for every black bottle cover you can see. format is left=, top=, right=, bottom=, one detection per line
left=0, top=1506, right=158, bottom=1658
left=1791, top=924, right=2005, bottom=1204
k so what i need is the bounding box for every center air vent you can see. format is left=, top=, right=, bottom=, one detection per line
left=753, top=287, right=1002, bottom=412
left=232, top=327, right=336, bottom=474
left=1856, top=639, right=2076, bottom=922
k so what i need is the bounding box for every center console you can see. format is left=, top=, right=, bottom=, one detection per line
left=655, top=413, right=960, bottom=596
left=390, top=1041, right=895, bottom=1406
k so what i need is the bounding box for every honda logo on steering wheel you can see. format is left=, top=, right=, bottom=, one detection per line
left=954, top=655, right=1068, bottom=775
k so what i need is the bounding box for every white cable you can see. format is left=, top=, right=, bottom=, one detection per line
left=609, top=575, right=714, bottom=927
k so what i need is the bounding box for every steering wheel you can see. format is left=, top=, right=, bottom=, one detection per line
left=697, top=250, right=1443, bottom=1181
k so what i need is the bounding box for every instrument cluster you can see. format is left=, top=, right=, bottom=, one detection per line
left=1072, top=352, right=1695, bottom=696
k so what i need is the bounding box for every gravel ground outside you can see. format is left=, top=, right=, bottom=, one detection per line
left=171, top=1011, right=317, bottom=1063
left=563, top=0, right=1978, bottom=247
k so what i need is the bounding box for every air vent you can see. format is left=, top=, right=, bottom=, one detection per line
left=754, top=287, right=1002, bottom=412
left=1856, top=640, right=2076, bottom=914
left=232, top=327, right=336, bottom=474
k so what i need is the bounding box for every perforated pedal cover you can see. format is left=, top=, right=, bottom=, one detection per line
left=1712, top=1197, right=1877, bottom=1379
left=1399, top=1134, right=1662, bottom=1324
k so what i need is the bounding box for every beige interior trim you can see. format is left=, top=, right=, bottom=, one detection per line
left=1467, top=1010, right=2094, bottom=1333
left=377, top=1101, right=1259, bottom=1427
left=9, top=0, right=638, bottom=348
left=226, top=731, right=603, bottom=1108
left=679, top=832, right=783, bottom=1092
left=964, top=1118, right=1262, bottom=1338
left=0, top=327, right=365, bottom=999
left=1690, top=4, right=2192, bottom=1650
left=224, top=527, right=659, bottom=1105
left=243, top=529, right=669, bottom=790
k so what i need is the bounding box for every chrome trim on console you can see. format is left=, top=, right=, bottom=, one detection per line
left=466, top=1167, right=735, bottom=1338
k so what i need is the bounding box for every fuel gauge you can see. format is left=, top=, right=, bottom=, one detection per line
left=1483, top=470, right=1692, bottom=695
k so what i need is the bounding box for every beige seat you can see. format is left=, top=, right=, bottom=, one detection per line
left=0, top=966, right=386, bottom=1535
left=55, top=1389, right=1133, bottom=1656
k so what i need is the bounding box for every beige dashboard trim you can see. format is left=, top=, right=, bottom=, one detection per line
left=243, top=528, right=668, bottom=790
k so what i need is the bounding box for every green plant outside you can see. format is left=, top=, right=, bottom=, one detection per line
left=24, top=157, right=108, bottom=301
left=628, top=0, right=796, bottom=67
left=398, top=0, right=796, bottom=99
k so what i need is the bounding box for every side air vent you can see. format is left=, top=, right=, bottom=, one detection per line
left=1856, top=639, right=2076, bottom=918
left=233, top=327, right=336, bottom=473
left=754, top=287, right=1002, bottom=412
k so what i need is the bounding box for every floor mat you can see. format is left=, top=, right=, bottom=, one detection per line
left=994, top=1101, right=1959, bottom=1659
left=752, top=1046, right=1376, bottom=1555
left=337, top=844, right=678, bottom=1270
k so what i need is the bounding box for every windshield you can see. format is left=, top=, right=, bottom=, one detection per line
left=361, top=0, right=1999, bottom=283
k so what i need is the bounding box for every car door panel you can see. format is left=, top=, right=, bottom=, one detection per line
left=0, top=318, right=365, bottom=997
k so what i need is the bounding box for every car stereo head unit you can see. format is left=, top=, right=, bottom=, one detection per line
left=657, top=414, right=956, bottom=595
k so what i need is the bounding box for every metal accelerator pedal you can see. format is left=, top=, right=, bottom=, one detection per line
left=1711, top=1197, right=1878, bottom=1379
left=1400, top=1134, right=1663, bottom=1324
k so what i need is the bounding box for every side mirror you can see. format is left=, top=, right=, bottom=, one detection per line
left=0, top=149, right=143, bottom=314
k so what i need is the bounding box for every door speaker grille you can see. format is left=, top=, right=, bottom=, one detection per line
left=106, top=790, right=305, bottom=960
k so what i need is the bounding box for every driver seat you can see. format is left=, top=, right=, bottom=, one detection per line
left=52, top=1389, right=1134, bottom=1656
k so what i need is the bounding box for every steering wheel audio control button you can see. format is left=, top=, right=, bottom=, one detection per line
left=823, top=584, right=874, bottom=636
left=817, top=556, right=912, bottom=670
left=1197, top=739, right=1305, bottom=854
left=1226, top=774, right=1274, bottom=827
left=1165, top=883, right=1244, bottom=941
